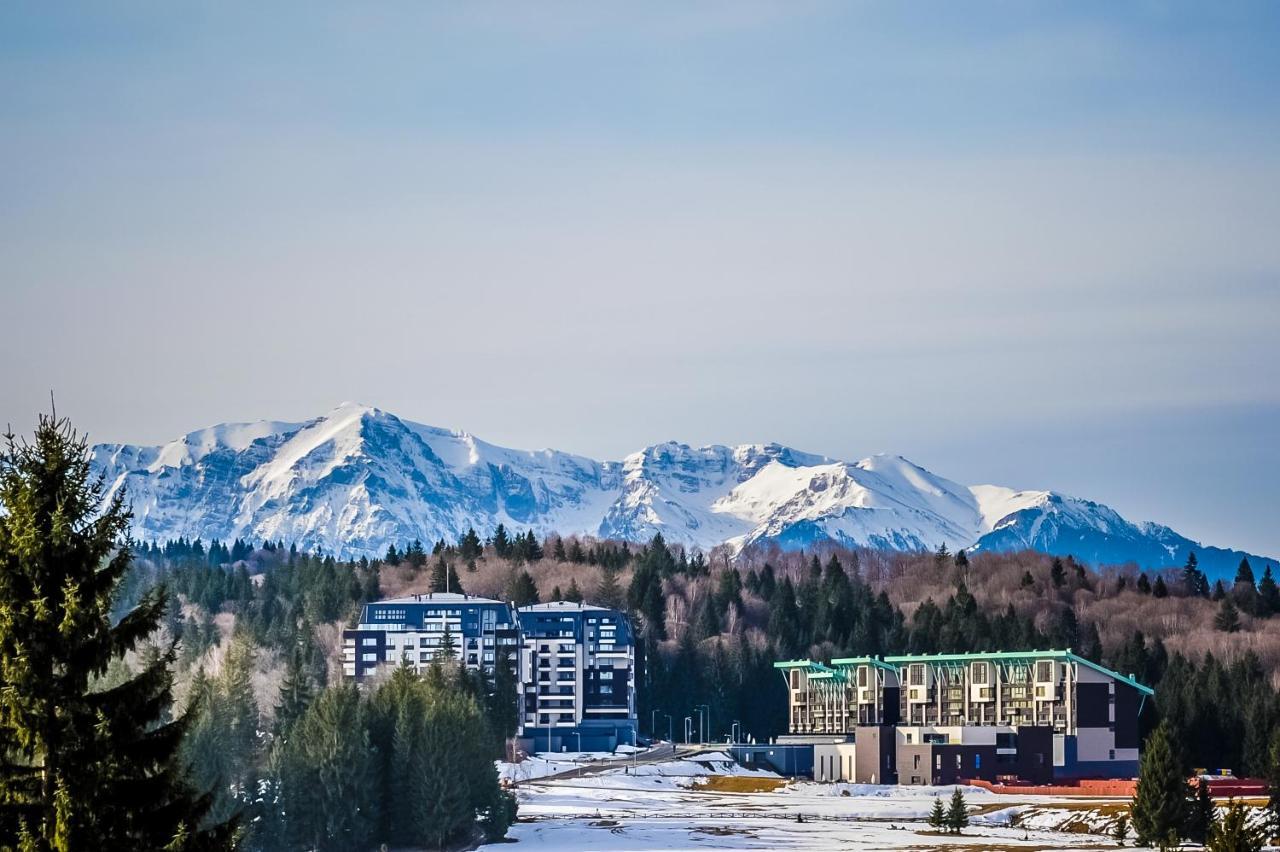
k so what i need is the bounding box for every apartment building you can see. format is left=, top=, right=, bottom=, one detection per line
left=517, top=601, right=637, bottom=753
left=343, top=592, right=521, bottom=679
left=343, top=594, right=637, bottom=752
left=775, top=649, right=1153, bottom=784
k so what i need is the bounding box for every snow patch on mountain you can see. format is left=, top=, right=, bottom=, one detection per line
left=89, top=403, right=1274, bottom=578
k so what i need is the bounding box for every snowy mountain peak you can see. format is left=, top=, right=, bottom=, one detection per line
left=89, top=405, right=1272, bottom=579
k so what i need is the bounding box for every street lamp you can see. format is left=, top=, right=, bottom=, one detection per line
left=651, top=708, right=661, bottom=741
left=684, top=716, right=692, bottom=745
left=665, top=714, right=673, bottom=744
left=697, top=704, right=711, bottom=744
left=693, top=707, right=704, bottom=744
left=731, top=721, right=741, bottom=744
left=572, top=731, right=582, bottom=755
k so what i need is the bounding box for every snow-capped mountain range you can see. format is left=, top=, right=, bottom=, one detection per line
left=91, top=402, right=1271, bottom=579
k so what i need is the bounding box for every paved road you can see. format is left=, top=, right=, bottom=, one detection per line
left=508, top=742, right=729, bottom=785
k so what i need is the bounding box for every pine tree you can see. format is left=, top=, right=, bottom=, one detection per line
left=595, top=565, right=623, bottom=609
left=507, top=570, right=540, bottom=607
left=1265, top=729, right=1280, bottom=834
left=438, top=626, right=458, bottom=662
left=1050, top=558, right=1067, bottom=588
left=1132, top=722, right=1188, bottom=847
left=1207, top=800, right=1264, bottom=852
left=1137, top=573, right=1153, bottom=594
left=552, top=537, right=567, bottom=562
left=429, top=556, right=463, bottom=594
left=0, top=413, right=236, bottom=850
left=1112, top=813, right=1129, bottom=846
left=945, top=787, right=968, bottom=834
left=1258, top=565, right=1280, bottom=617
left=565, top=577, right=584, bottom=604
left=1152, top=576, right=1169, bottom=598
left=1216, top=596, right=1242, bottom=633
left=277, top=684, right=377, bottom=852
left=928, top=796, right=946, bottom=830
left=274, top=646, right=314, bottom=738
left=1020, top=570, right=1034, bottom=589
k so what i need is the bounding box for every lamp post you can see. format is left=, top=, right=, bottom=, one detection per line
left=684, top=716, right=692, bottom=745
left=731, top=720, right=741, bottom=744
left=697, top=704, right=710, bottom=744
left=572, top=731, right=582, bottom=755
left=665, top=714, right=673, bottom=745
left=651, top=708, right=661, bottom=741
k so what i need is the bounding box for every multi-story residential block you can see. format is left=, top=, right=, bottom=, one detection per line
left=342, top=594, right=637, bottom=753
left=516, top=601, right=637, bottom=753
left=773, top=649, right=1153, bottom=784
left=343, top=592, right=521, bottom=679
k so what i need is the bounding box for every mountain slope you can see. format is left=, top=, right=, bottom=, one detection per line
left=90, top=403, right=1272, bottom=579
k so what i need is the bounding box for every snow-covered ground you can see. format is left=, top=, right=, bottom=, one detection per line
left=482, top=752, right=1160, bottom=850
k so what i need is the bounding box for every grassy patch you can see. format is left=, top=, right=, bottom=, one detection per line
left=692, top=775, right=787, bottom=793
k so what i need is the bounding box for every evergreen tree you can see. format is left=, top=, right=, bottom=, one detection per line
left=1020, top=570, right=1034, bottom=589
left=1183, top=552, right=1209, bottom=598
left=1050, top=558, right=1067, bottom=588
left=360, top=564, right=381, bottom=602
left=945, top=787, right=968, bottom=834
left=1131, top=722, right=1188, bottom=848
left=507, top=570, right=540, bottom=607
left=1207, top=801, right=1264, bottom=852
left=928, top=797, right=946, bottom=830
left=277, top=685, right=377, bottom=852
left=565, top=577, right=584, bottom=604
left=429, top=557, right=462, bottom=594
left=1152, top=576, right=1169, bottom=598
left=0, top=413, right=236, bottom=850
left=438, top=626, right=458, bottom=662
left=1213, top=579, right=1227, bottom=601
left=492, top=524, right=511, bottom=558
left=1137, top=573, right=1152, bottom=594
left=1216, top=596, right=1242, bottom=633
left=552, top=537, right=567, bottom=562
left=1265, top=729, right=1280, bottom=833
left=1112, top=813, right=1129, bottom=846
left=274, top=646, right=314, bottom=738
left=384, top=543, right=399, bottom=564
left=1259, top=565, right=1280, bottom=618
left=595, top=566, right=623, bottom=610
left=458, top=528, right=483, bottom=562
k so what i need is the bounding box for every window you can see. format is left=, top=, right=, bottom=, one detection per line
left=1036, top=661, right=1053, bottom=682
left=955, top=754, right=962, bottom=770
left=858, top=667, right=868, bottom=687
left=909, top=665, right=926, bottom=686
left=975, top=755, right=981, bottom=769
left=935, top=755, right=941, bottom=769
left=361, top=653, right=377, bottom=662
left=972, top=662, right=987, bottom=682
left=913, top=754, right=920, bottom=769
left=1109, top=750, right=1116, bottom=760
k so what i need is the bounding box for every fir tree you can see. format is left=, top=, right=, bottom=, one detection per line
left=1259, top=565, right=1280, bottom=617
left=1216, top=596, right=1242, bottom=633
left=1137, top=573, right=1152, bottom=594
left=1112, top=813, right=1129, bottom=846
left=1266, top=729, right=1280, bottom=833
left=274, top=646, right=314, bottom=738
left=0, top=413, right=236, bottom=850
left=1153, top=576, right=1169, bottom=598
left=595, top=565, right=623, bottom=610
left=1050, top=558, right=1067, bottom=588
left=552, top=536, right=567, bottom=562
left=1020, top=570, right=1035, bottom=589
left=1207, top=800, right=1264, bottom=852
left=438, top=626, right=458, bottom=662
left=507, top=570, right=540, bottom=607
left=429, top=557, right=462, bottom=594
left=565, top=577, right=584, bottom=604
left=928, top=796, right=946, bottom=830
left=1131, top=722, right=1188, bottom=848
left=277, top=684, right=377, bottom=852
left=945, top=787, right=969, bottom=834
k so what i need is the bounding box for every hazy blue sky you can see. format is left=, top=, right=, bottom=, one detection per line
left=3, top=2, right=1278, bottom=555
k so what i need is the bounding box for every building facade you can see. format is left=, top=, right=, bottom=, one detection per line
left=774, top=650, right=1153, bottom=784
left=342, top=594, right=637, bottom=753
left=517, top=602, right=637, bottom=753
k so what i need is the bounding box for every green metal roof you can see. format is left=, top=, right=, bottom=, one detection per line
left=882, top=649, right=1155, bottom=697
left=775, top=650, right=1154, bottom=696
left=830, top=656, right=899, bottom=673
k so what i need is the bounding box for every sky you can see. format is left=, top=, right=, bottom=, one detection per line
left=2, top=1, right=1278, bottom=556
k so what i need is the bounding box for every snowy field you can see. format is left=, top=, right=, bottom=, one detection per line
left=484, top=751, right=1151, bottom=851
